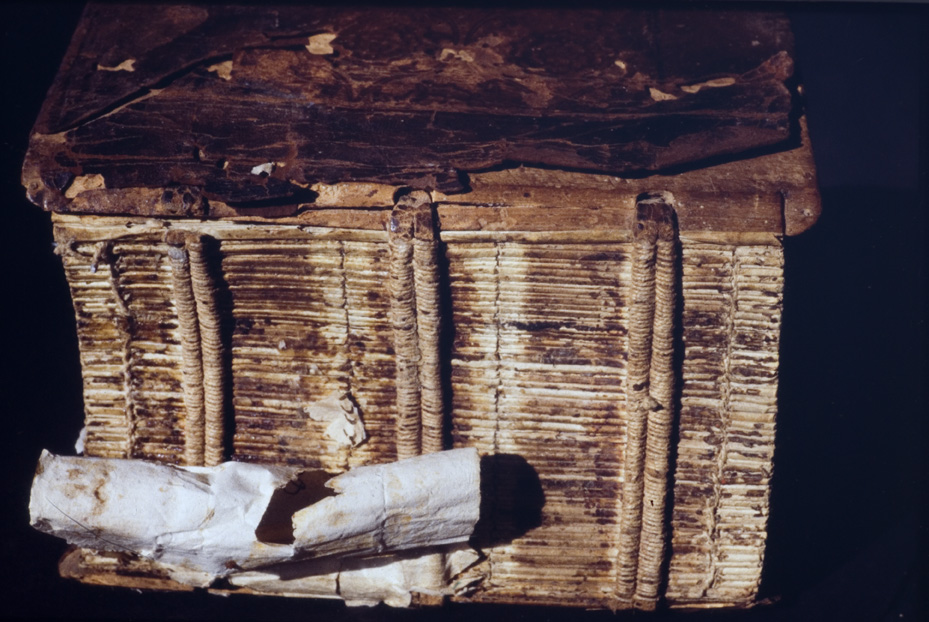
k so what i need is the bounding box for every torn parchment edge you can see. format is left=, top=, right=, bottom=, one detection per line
left=30, top=447, right=481, bottom=604
left=302, top=391, right=366, bottom=448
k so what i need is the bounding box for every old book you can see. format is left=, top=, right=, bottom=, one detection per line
left=23, top=4, right=820, bottom=611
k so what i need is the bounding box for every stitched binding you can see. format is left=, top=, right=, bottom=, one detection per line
left=616, top=193, right=679, bottom=610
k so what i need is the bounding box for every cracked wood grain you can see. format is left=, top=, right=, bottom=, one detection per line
left=24, top=6, right=798, bottom=212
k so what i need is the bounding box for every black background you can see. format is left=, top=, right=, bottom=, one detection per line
left=1, top=2, right=925, bottom=620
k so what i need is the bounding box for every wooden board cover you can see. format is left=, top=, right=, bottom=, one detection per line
left=23, top=5, right=802, bottom=216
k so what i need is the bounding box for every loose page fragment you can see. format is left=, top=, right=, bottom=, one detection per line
left=302, top=391, right=366, bottom=448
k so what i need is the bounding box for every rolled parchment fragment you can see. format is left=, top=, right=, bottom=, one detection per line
left=291, top=449, right=479, bottom=557
left=29, top=448, right=480, bottom=587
